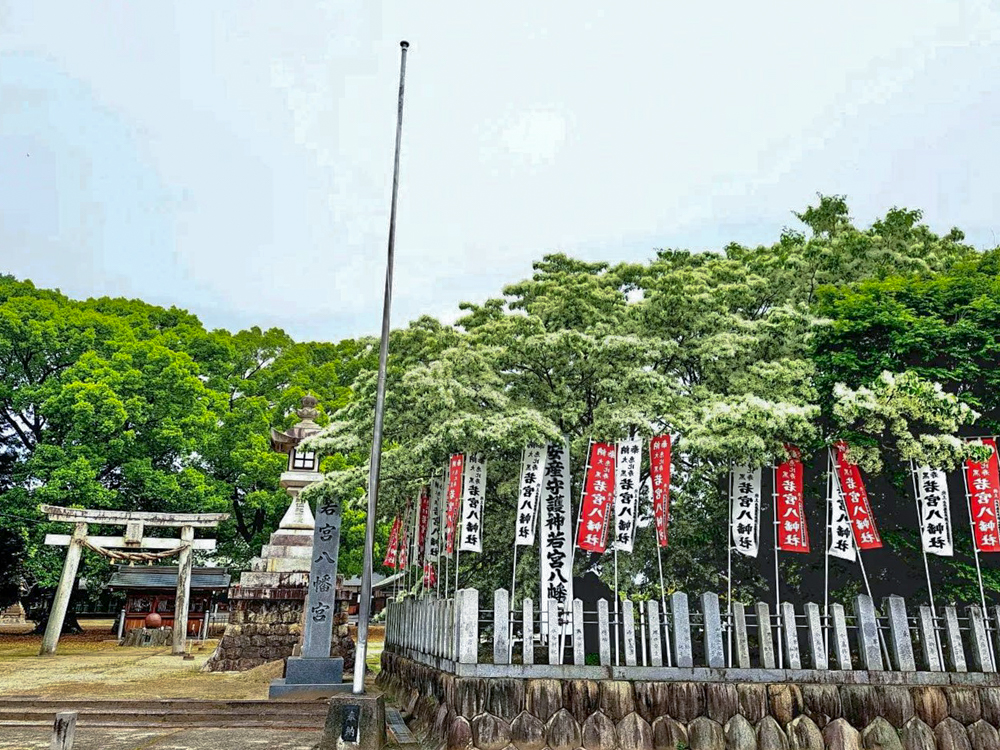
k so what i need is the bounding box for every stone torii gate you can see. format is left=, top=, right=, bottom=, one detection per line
left=39, top=505, right=228, bottom=657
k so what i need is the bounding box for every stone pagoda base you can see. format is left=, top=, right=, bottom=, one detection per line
left=205, top=499, right=314, bottom=672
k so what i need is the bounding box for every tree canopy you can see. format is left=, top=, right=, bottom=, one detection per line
left=3, top=194, right=999, bottom=614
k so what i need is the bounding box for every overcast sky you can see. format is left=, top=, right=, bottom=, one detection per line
left=2, top=2, right=999, bottom=341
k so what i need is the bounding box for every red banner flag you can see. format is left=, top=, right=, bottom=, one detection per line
left=417, top=485, right=430, bottom=566
left=422, top=562, right=437, bottom=588
left=382, top=516, right=401, bottom=568
left=576, top=442, right=617, bottom=553
left=833, top=442, right=882, bottom=550
left=776, top=445, right=809, bottom=553
left=398, top=524, right=409, bottom=569
left=964, top=438, right=1000, bottom=552
left=445, top=453, right=465, bottom=554
left=650, top=435, right=672, bottom=547
left=398, top=497, right=412, bottom=569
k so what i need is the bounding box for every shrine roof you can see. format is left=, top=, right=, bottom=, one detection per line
left=107, top=565, right=231, bottom=590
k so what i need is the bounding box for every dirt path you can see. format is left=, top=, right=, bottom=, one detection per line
left=0, top=622, right=382, bottom=700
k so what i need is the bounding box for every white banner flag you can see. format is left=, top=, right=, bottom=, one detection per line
left=915, top=465, right=954, bottom=557
left=828, top=473, right=857, bottom=562
left=459, top=454, right=486, bottom=553
left=540, top=439, right=573, bottom=635
left=614, top=438, right=642, bottom=552
left=730, top=466, right=761, bottom=558
left=515, top=445, right=547, bottom=546
left=412, top=490, right=423, bottom=567
left=426, top=476, right=443, bottom=562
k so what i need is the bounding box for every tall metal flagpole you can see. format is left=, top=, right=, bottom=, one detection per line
left=353, top=40, right=409, bottom=695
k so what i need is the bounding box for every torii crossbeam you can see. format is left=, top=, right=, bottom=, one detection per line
left=38, top=505, right=229, bottom=657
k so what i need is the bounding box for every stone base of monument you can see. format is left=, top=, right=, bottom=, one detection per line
left=268, top=656, right=352, bottom=699
left=316, top=692, right=385, bottom=750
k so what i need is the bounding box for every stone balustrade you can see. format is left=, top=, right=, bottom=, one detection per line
left=384, top=589, right=1000, bottom=681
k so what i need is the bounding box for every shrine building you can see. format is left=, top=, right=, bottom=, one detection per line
left=107, top=564, right=230, bottom=635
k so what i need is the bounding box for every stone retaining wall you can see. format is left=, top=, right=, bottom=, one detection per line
left=204, top=598, right=303, bottom=672
left=379, top=651, right=1000, bottom=749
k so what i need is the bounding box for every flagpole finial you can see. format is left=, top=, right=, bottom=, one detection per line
left=400, top=40, right=409, bottom=49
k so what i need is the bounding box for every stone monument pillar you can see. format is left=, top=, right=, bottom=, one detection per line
left=268, top=395, right=352, bottom=698
left=205, top=395, right=324, bottom=673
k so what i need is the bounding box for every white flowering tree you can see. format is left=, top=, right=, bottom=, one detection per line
left=303, top=197, right=985, bottom=601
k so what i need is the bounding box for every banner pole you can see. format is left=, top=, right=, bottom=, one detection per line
left=656, top=540, right=670, bottom=666
left=613, top=441, right=621, bottom=667
left=832, top=448, right=891, bottom=667
left=437, top=473, right=443, bottom=599
left=444, top=532, right=450, bottom=599
left=772, top=464, right=783, bottom=669
left=726, top=464, right=733, bottom=668
left=962, top=459, right=989, bottom=614
left=824, top=450, right=831, bottom=659
left=855, top=543, right=893, bottom=667
left=909, top=459, right=945, bottom=668
left=568, top=438, right=588, bottom=659
left=511, top=447, right=526, bottom=609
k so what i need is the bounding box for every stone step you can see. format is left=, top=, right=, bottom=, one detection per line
left=0, top=699, right=329, bottom=728
left=0, top=718, right=325, bottom=728
left=385, top=707, right=418, bottom=746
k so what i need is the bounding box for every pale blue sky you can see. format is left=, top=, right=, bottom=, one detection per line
left=2, top=2, right=999, bottom=341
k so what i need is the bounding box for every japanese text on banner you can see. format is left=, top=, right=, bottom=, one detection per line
left=827, top=475, right=857, bottom=562
left=398, top=497, right=411, bottom=569
left=730, top=466, right=761, bottom=557
left=459, top=454, right=486, bottom=553
left=515, top=445, right=547, bottom=546
left=650, top=435, right=672, bottom=547
left=965, top=438, right=1000, bottom=553
left=833, top=442, right=883, bottom=550
left=915, top=465, right=953, bottom=556
left=444, top=453, right=464, bottom=554
left=540, top=440, right=573, bottom=633
left=426, top=476, right=442, bottom=562
left=776, top=446, right=809, bottom=553
left=614, top=439, right=642, bottom=552
left=576, top=442, right=617, bottom=553
left=416, top=485, right=430, bottom=567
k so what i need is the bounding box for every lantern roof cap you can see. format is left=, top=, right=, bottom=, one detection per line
left=270, top=394, right=322, bottom=453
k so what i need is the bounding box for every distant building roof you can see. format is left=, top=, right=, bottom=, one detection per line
left=341, top=572, right=391, bottom=590
left=106, top=565, right=231, bottom=591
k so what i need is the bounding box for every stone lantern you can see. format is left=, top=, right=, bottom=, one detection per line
left=205, top=394, right=327, bottom=673
left=269, top=394, right=324, bottom=532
